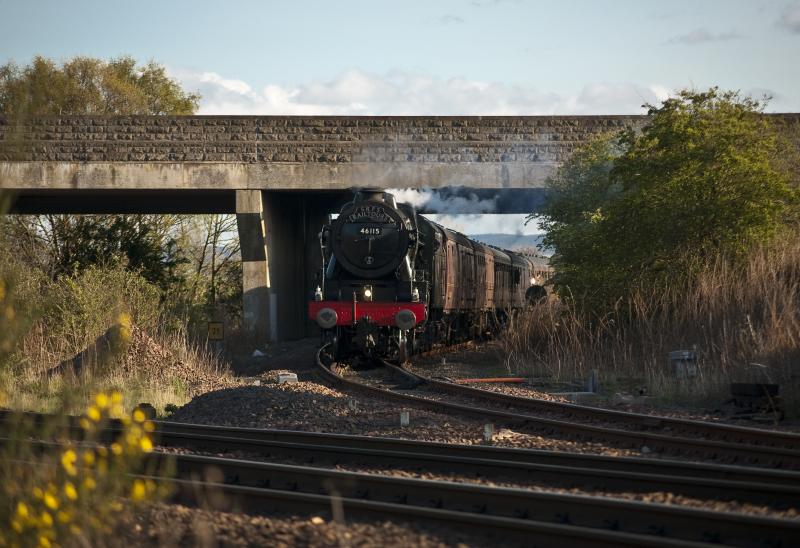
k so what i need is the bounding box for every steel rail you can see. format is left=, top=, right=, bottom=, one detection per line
left=395, top=361, right=800, bottom=449
left=161, top=476, right=705, bottom=548
left=316, top=346, right=800, bottom=468
left=160, top=451, right=800, bottom=548
left=3, top=410, right=799, bottom=507
left=0, top=435, right=731, bottom=548
left=10, top=408, right=800, bottom=483
left=0, top=437, right=702, bottom=548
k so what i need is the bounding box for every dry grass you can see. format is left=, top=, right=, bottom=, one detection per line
left=0, top=263, right=237, bottom=415
left=501, top=237, right=800, bottom=415
left=4, top=325, right=237, bottom=415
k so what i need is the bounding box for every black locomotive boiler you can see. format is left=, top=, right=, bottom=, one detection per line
left=308, top=190, right=547, bottom=362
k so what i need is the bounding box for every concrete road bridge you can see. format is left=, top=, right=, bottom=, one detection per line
left=2, top=114, right=793, bottom=343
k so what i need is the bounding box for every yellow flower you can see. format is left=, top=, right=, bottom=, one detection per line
left=11, top=519, right=22, bottom=533
left=95, top=393, right=109, bottom=408
left=97, top=446, right=108, bottom=458
left=43, top=493, right=58, bottom=510
left=111, top=442, right=122, bottom=456
left=69, top=524, right=82, bottom=535
left=16, top=502, right=29, bottom=519
left=132, top=409, right=146, bottom=423
left=82, top=477, right=96, bottom=491
left=64, top=482, right=78, bottom=501
left=79, top=418, right=91, bottom=431
left=57, top=510, right=72, bottom=523
left=82, top=450, right=95, bottom=466
left=61, top=449, right=77, bottom=475
left=32, top=487, right=43, bottom=499
left=111, top=404, right=125, bottom=419
left=87, top=406, right=101, bottom=422
left=143, top=421, right=155, bottom=433
left=139, top=437, right=153, bottom=452
left=131, top=479, right=146, bottom=501
left=40, top=512, right=53, bottom=527
left=38, top=535, right=51, bottom=548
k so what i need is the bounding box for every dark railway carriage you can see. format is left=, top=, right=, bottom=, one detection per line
left=308, top=190, right=547, bottom=362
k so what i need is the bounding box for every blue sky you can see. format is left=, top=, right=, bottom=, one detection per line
left=1, top=0, right=798, bottom=234
left=1, top=0, right=798, bottom=114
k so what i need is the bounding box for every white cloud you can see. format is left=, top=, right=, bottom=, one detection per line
left=174, top=68, right=674, bottom=115
left=778, top=3, right=800, bottom=33
left=435, top=14, right=465, bottom=24
left=665, top=28, right=743, bottom=45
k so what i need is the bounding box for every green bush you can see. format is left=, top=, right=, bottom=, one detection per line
left=43, top=265, right=160, bottom=356
left=538, top=88, right=799, bottom=314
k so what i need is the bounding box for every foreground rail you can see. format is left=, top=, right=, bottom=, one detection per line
left=6, top=409, right=798, bottom=506
left=6, top=432, right=800, bottom=548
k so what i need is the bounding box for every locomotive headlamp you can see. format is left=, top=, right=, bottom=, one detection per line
left=363, top=286, right=373, bottom=302
left=314, top=286, right=323, bottom=301
left=411, top=287, right=420, bottom=302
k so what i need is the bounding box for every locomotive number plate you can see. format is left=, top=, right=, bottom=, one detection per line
left=359, top=227, right=382, bottom=235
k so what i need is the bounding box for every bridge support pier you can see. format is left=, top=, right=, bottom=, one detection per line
left=236, top=190, right=332, bottom=346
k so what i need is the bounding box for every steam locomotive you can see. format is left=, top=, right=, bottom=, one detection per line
left=308, top=190, right=548, bottom=362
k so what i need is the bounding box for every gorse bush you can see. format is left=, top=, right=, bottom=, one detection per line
left=0, top=392, right=163, bottom=547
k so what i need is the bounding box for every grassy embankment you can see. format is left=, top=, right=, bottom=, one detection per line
left=0, top=256, right=234, bottom=415
left=502, top=238, right=800, bottom=415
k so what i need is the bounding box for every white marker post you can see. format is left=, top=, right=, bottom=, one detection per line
left=400, top=411, right=410, bottom=427
left=484, top=423, right=494, bottom=444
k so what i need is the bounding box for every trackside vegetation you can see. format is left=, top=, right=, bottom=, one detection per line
left=513, top=89, right=800, bottom=413
left=539, top=88, right=798, bottom=313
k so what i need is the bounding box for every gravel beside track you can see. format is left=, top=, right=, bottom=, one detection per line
left=169, top=374, right=641, bottom=456
left=121, top=503, right=491, bottom=547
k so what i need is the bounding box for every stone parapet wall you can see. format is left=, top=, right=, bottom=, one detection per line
left=0, top=116, right=646, bottom=163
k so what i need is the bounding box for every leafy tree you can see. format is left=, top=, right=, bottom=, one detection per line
left=536, top=88, right=798, bottom=313
left=0, top=55, right=199, bottom=115
left=0, top=56, right=201, bottom=294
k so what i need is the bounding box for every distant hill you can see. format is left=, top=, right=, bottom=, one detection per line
left=469, top=233, right=551, bottom=256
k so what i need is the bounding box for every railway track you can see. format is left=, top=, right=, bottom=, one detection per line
left=7, top=433, right=800, bottom=547
left=6, top=410, right=798, bottom=506
left=161, top=451, right=800, bottom=548
left=315, top=345, right=800, bottom=469
left=397, top=360, right=800, bottom=449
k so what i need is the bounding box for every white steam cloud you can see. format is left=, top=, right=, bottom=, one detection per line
left=388, top=188, right=498, bottom=214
